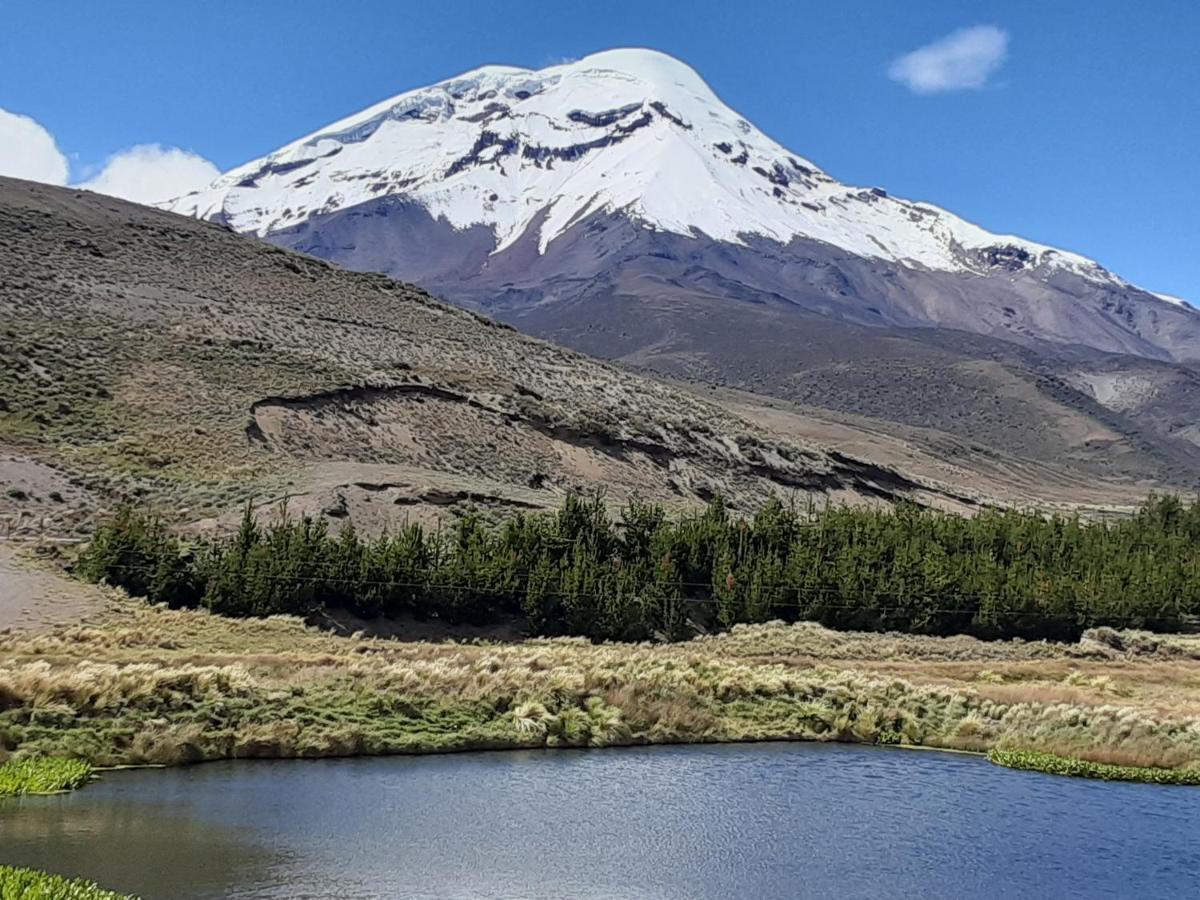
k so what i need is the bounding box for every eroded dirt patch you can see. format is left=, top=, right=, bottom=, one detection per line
left=0, top=544, right=106, bottom=632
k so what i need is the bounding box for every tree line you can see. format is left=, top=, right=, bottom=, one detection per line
left=77, top=494, right=1200, bottom=641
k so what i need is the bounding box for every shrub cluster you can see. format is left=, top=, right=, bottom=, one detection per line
left=78, top=494, right=1200, bottom=641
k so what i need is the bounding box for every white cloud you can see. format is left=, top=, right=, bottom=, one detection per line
left=77, top=144, right=219, bottom=204
left=0, top=107, right=218, bottom=204
left=888, top=25, right=1009, bottom=94
left=0, top=108, right=69, bottom=185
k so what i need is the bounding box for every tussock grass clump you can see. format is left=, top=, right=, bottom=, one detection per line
left=0, top=866, right=137, bottom=899
left=3, top=598, right=1200, bottom=775
left=987, top=749, right=1200, bottom=785
left=0, top=757, right=93, bottom=796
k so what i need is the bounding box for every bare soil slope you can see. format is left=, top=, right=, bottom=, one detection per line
left=276, top=204, right=1200, bottom=489
left=0, top=545, right=106, bottom=632
left=1, top=178, right=984, bottom=539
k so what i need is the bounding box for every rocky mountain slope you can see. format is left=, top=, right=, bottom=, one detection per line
left=3, top=176, right=1006, bottom=539
left=161, top=50, right=1200, bottom=485
left=166, top=49, right=1196, bottom=360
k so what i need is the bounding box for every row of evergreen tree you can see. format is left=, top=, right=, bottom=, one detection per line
left=77, top=494, right=1200, bottom=641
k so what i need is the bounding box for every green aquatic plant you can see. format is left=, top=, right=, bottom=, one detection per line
left=0, top=866, right=137, bottom=899
left=0, top=757, right=93, bottom=796
left=987, top=749, right=1200, bottom=785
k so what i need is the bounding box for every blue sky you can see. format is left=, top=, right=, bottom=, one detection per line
left=2, top=0, right=1196, bottom=300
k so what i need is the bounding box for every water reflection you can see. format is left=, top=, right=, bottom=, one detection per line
left=1, top=782, right=278, bottom=898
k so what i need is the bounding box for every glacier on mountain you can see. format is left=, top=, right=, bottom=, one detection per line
left=165, top=48, right=1148, bottom=293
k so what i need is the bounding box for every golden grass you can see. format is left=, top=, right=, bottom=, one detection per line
left=2, top=600, right=1200, bottom=772
left=975, top=683, right=1103, bottom=708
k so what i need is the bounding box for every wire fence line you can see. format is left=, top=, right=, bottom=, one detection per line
left=1, top=510, right=87, bottom=545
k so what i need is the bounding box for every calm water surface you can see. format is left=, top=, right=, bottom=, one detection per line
left=2, top=742, right=1197, bottom=899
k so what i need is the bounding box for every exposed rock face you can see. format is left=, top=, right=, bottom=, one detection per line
left=271, top=203, right=1195, bottom=363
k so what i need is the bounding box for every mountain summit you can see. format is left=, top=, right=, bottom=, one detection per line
left=173, top=48, right=1121, bottom=285
left=164, top=50, right=1200, bottom=484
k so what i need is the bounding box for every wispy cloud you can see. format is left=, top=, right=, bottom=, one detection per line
left=0, top=107, right=218, bottom=204
left=888, top=25, right=1009, bottom=94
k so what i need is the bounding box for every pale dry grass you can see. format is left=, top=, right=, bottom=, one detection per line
left=3, top=602, right=1200, bottom=770
left=975, top=683, right=1105, bottom=708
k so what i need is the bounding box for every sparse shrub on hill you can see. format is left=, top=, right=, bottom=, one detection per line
left=78, top=494, right=1200, bottom=641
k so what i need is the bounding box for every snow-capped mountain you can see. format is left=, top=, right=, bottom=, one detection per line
left=172, top=49, right=1113, bottom=279
left=165, top=48, right=1198, bottom=364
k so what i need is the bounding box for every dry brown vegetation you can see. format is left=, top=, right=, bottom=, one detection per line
left=0, top=177, right=976, bottom=545
left=3, top=586, right=1199, bottom=772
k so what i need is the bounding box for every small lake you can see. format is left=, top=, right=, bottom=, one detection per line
left=2, top=742, right=1197, bottom=899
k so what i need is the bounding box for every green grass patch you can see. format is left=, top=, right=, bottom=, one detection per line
left=0, top=757, right=93, bottom=796
left=987, top=749, right=1200, bottom=785
left=0, top=866, right=137, bottom=899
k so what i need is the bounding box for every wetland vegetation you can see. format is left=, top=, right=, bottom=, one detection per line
left=987, top=748, right=1200, bottom=785
left=2, top=591, right=1200, bottom=780
left=4, top=495, right=1200, bottom=792
left=0, top=867, right=136, bottom=900
left=0, top=757, right=92, bottom=796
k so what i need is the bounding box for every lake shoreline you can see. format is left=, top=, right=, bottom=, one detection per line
left=21, top=738, right=1200, bottom=793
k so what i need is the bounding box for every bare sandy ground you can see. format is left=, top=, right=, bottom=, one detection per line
left=705, top=383, right=1156, bottom=513
left=0, top=544, right=105, bottom=632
